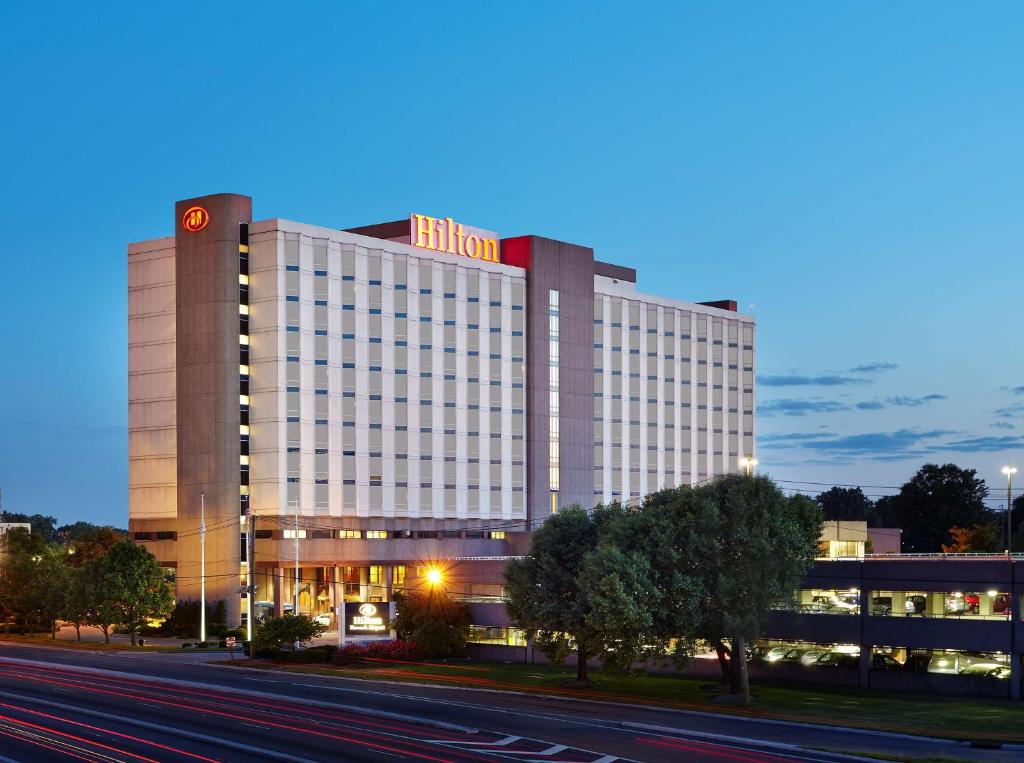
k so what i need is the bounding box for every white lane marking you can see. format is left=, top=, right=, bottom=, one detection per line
left=485, top=744, right=567, bottom=756
left=0, top=688, right=319, bottom=763
left=0, top=754, right=24, bottom=763
left=0, top=657, right=476, bottom=733
left=436, top=735, right=522, bottom=747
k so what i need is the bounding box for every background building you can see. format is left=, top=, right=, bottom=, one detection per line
left=128, top=193, right=756, bottom=625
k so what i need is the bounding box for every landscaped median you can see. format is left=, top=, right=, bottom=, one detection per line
left=219, top=655, right=1024, bottom=745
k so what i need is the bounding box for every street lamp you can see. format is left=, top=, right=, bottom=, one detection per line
left=740, top=457, right=758, bottom=477
left=426, top=567, right=443, bottom=586
left=1002, top=465, right=1017, bottom=554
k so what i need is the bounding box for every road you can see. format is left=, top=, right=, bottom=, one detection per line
left=0, top=642, right=1016, bottom=762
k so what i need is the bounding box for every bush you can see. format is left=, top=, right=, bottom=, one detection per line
left=276, top=645, right=336, bottom=663
left=331, top=640, right=425, bottom=665
left=223, top=627, right=246, bottom=640
left=253, top=615, right=326, bottom=652
left=393, top=592, right=471, bottom=659
left=254, top=646, right=284, bottom=659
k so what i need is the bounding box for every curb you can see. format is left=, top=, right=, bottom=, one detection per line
left=0, top=655, right=478, bottom=734
left=622, top=722, right=886, bottom=763
left=210, top=661, right=1024, bottom=751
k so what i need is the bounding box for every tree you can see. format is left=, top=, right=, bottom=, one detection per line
left=885, top=464, right=991, bottom=552
left=0, top=512, right=59, bottom=544
left=942, top=524, right=999, bottom=553
left=62, top=525, right=127, bottom=566
left=0, top=527, right=58, bottom=633
left=87, top=540, right=174, bottom=646
left=393, top=590, right=471, bottom=658
left=505, top=505, right=603, bottom=684
left=693, top=475, right=822, bottom=706
left=254, top=614, right=325, bottom=652
left=62, top=566, right=95, bottom=641
left=816, top=487, right=878, bottom=526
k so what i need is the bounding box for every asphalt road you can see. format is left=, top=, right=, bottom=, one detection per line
left=0, top=642, right=1017, bottom=762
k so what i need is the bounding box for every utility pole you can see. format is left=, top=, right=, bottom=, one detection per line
left=246, top=511, right=256, bottom=649
left=200, top=494, right=206, bottom=643
left=293, top=499, right=300, bottom=617
left=1003, top=466, right=1017, bottom=555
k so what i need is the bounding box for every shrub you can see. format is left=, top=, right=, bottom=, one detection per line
left=331, top=640, right=424, bottom=665
left=276, top=645, right=336, bottom=663
left=253, top=615, right=326, bottom=652
left=393, top=592, right=471, bottom=658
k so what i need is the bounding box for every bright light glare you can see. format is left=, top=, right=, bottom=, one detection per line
left=1002, top=465, right=1018, bottom=476
left=426, top=568, right=443, bottom=586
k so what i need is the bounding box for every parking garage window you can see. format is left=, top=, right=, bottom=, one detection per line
left=778, top=589, right=860, bottom=615
left=870, top=646, right=1010, bottom=679
left=870, top=590, right=1012, bottom=619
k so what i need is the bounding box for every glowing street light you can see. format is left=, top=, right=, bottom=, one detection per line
left=426, top=567, right=443, bottom=586
left=1002, top=465, right=1017, bottom=554
left=740, top=457, right=758, bottom=477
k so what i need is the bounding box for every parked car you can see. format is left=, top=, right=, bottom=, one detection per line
left=926, top=654, right=958, bottom=674
left=993, top=594, right=1012, bottom=618
left=959, top=662, right=1010, bottom=678
left=312, top=613, right=332, bottom=627
left=944, top=593, right=979, bottom=615
left=871, top=596, right=892, bottom=615
left=799, top=648, right=830, bottom=666
left=763, top=646, right=793, bottom=663
left=833, top=594, right=860, bottom=613
left=905, top=594, right=927, bottom=615
left=871, top=653, right=902, bottom=670
left=780, top=647, right=812, bottom=664
left=813, top=651, right=859, bottom=669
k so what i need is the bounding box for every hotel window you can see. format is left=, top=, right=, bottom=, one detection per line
left=365, top=530, right=388, bottom=539
left=549, top=289, right=560, bottom=512
left=393, top=566, right=406, bottom=586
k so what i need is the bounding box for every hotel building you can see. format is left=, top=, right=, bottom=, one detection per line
left=128, top=193, right=755, bottom=626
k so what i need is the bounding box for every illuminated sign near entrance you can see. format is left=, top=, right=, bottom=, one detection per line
left=344, top=601, right=393, bottom=637
left=182, top=206, right=210, bottom=233
left=411, top=214, right=500, bottom=263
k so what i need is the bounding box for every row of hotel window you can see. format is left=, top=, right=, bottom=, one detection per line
left=780, top=589, right=1017, bottom=620
left=135, top=529, right=507, bottom=542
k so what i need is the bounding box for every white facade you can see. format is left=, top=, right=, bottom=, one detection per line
left=246, top=220, right=528, bottom=524
left=127, top=237, right=177, bottom=520
left=592, top=276, right=755, bottom=504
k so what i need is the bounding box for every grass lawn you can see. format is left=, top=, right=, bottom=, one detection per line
left=0, top=634, right=181, bottom=652
left=222, top=658, right=1024, bottom=743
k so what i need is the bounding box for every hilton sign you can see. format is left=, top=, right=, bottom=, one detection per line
left=411, top=214, right=500, bottom=263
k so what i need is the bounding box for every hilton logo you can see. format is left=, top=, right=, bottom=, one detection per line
left=411, top=214, right=500, bottom=263
left=182, top=206, right=209, bottom=233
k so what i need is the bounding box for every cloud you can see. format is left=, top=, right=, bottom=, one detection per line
left=758, top=399, right=849, bottom=417
left=855, top=401, right=886, bottom=410
left=992, top=422, right=1015, bottom=430
left=759, top=375, right=869, bottom=387
left=995, top=404, right=1024, bottom=419
left=935, top=435, right=1024, bottom=453
left=1011, top=387, right=1024, bottom=396
left=849, top=362, right=898, bottom=374
left=885, top=394, right=946, bottom=407
left=759, top=432, right=838, bottom=447
left=756, top=428, right=952, bottom=460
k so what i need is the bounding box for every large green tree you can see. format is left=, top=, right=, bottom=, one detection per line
left=815, top=486, right=878, bottom=526
left=1, top=513, right=59, bottom=544
left=504, top=505, right=604, bottom=683
left=691, top=476, right=822, bottom=706
left=0, top=528, right=59, bottom=633
left=884, top=464, right=991, bottom=552
left=87, top=540, right=173, bottom=645
left=393, top=590, right=472, bottom=658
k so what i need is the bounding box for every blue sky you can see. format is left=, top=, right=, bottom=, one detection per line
left=1, top=3, right=1022, bottom=526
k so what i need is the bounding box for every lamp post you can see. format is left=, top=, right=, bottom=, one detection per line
left=740, top=457, right=758, bottom=477
left=1002, top=466, right=1017, bottom=554
left=199, top=494, right=206, bottom=644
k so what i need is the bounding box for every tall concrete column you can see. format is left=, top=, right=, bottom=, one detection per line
left=383, top=566, right=393, bottom=601
left=173, top=193, right=252, bottom=627
left=359, top=566, right=369, bottom=602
